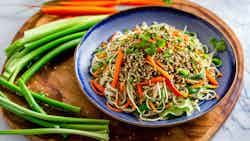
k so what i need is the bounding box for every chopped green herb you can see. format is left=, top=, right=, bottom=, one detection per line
left=125, top=47, right=135, bottom=54
left=92, top=62, right=103, bottom=72
left=156, top=38, right=166, bottom=48
left=129, top=78, right=134, bottom=84
left=123, top=28, right=129, bottom=33
left=192, top=73, right=204, bottom=80
left=163, top=49, right=172, bottom=58
left=184, top=31, right=197, bottom=37
left=138, top=103, right=149, bottom=112
left=188, top=87, right=199, bottom=94
left=212, top=57, right=222, bottom=67
left=145, top=43, right=157, bottom=56
left=209, top=37, right=226, bottom=52
left=178, top=68, right=189, bottom=77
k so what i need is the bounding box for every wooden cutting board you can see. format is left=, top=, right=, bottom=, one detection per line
left=0, top=0, right=244, bottom=141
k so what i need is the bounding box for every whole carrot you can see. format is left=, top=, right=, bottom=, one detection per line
left=59, top=1, right=117, bottom=7
left=41, top=6, right=117, bottom=15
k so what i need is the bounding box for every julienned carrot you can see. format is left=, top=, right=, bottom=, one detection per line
left=145, top=56, right=188, bottom=97
left=146, top=56, right=171, bottom=79
left=59, top=1, right=117, bottom=7
left=165, top=79, right=188, bottom=97
left=191, top=81, right=205, bottom=88
left=111, top=49, right=124, bottom=88
left=148, top=101, right=156, bottom=112
left=123, top=100, right=131, bottom=108
left=136, top=84, right=144, bottom=97
left=205, top=69, right=219, bottom=86
left=41, top=6, right=117, bottom=15
left=119, top=0, right=165, bottom=6
left=106, top=102, right=122, bottom=112
left=90, top=80, right=105, bottom=96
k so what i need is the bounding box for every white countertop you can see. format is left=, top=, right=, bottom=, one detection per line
left=0, top=0, right=249, bottom=141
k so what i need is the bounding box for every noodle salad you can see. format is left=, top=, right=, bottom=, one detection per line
left=89, top=22, right=225, bottom=121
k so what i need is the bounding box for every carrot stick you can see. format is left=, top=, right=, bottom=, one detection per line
left=106, top=102, right=123, bottom=112
left=148, top=101, right=157, bottom=112
left=59, top=1, right=117, bottom=7
left=136, top=84, right=144, bottom=97
left=191, top=81, right=205, bottom=88
left=111, top=49, right=124, bottom=88
left=205, top=69, right=219, bottom=86
left=90, top=80, right=105, bottom=96
left=145, top=56, right=188, bottom=97
left=41, top=6, right=117, bottom=15
left=165, top=79, right=189, bottom=97
left=146, top=56, right=171, bottom=79
left=123, top=100, right=131, bottom=108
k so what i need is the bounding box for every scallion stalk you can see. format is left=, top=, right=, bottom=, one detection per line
left=18, top=79, right=46, bottom=114
left=0, top=77, right=81, bottom=113
left=0, top=128, right=109, bottom=141
left=0, top=96, right=109, bottom=124
left=20, top=37, right=84, bottom=83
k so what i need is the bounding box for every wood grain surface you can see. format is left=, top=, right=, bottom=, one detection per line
left=0, top=0, right=244, bottom=141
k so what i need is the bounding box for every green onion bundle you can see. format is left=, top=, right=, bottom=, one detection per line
left=0, top=15, right=110, bottom=140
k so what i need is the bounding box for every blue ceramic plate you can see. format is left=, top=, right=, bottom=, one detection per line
left=75, top=6, right=236, bottom=127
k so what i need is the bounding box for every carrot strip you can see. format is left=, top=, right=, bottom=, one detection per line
left=106, top=102, right=123, bottom=112
left=165, top=79, right=189, bottom=97
left=205, top=69, right=219, bottom=86
left=111, top=49, right=124, bottom=88
left=146, top=56, right=188, bottom=97
left=148, top=101, right=157, bottom=112
left=146, top=56, right=171, bottom=79
left=191, top=81, right=205, bottom=88
left=41, top=6, right=117, bottom=15
left=124, top=100, right=131, bottom=108
left=59, top=1, right=117, bottom=7
left=136, top=84, right=144, bottom=97
left=90, top=80, right=105, bottom=96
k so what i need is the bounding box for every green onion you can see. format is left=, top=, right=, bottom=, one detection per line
left=178, top=68, right=189, bottom=77
left=5, top=32, right=85, bottom=82
left=188, top=87, right=199, bottom=94
left=212, top=57, right=222, bottom=67
left=18, top=79, right=46, bottom=114
left=163, top=49, right=172, bottom=58
left=192, top=72, right=204, bottom=80
left=0, top=128, right=109, bottom=141
left=184, top=31, right=197, bottom=37
left=5, top=15, right=108, bottom=57
left=156, top=38, right=166, bottom=48
left=20, top=38, right=83, bottom=83
left=24, top=23, right=94, bottom=52
left=145, top=43, right=157, bottom=56
left=0, top=77, right=81, bottom=113
left=0, top=95, right=109, bottom=124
